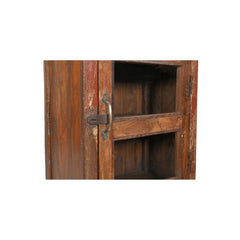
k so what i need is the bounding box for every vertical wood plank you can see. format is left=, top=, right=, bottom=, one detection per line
left=143, top=139, right=149, bottom=173
left=44, top=61, right=98, bottom=179
left=181, top=61, right=192, bottom=179
left=49, top=61, right=84, bottom=179
left=45, top=61, right=93, bottom=179
left=82, top=61, right=98, bottom=179
left=175, top=61, right=192, bottom=179
left=44, top=61, right=52, bottom=179
left=189, top=61, right=198, bottom=179
left=175, top=64, right=184, bottom=178
left=99, top=61, right=113, bottom=179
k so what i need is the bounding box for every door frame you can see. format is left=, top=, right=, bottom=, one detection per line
left=98, top=60, right=198, bottom=179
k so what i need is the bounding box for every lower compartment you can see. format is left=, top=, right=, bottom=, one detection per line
left=114, top=132, right=176, bottom=179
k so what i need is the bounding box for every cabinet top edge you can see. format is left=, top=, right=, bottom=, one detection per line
left=44, top=60, right=198, bottom=66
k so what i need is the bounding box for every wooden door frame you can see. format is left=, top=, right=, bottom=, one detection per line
left=98, top=61, right=114, bottom=179
left=98, top=60, right=198, bottom=180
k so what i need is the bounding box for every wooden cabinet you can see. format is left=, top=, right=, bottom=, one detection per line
left=44, top=60, right=198, bottom=179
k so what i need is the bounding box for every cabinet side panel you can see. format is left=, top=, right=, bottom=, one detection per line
left=189, top=61, right=198, bottom=179
left=44, top=61, right=52, bottom=179
left=181, top=62, right=192, bottom=179
left=45, top=61, right=84, bottom=179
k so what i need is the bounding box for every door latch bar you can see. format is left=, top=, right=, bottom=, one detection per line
left=87, top=114, right=108, bottom=125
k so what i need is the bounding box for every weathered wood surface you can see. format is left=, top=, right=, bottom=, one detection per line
left=113, top=113, right=182, bottom=140
left=44, top=61, right=52, bottom=179
left=98, top=61, right=113, bottom=179
left=149, top=133, right=175, bottom=178
left=114, top=62, right=177, bottom=116
left=188, top=61, right=198, bottom=179
left=82, top=61, right=98, bottom=179
left=44, top=61, right=83, bottom=179
left=44, top=60, right=198, bottom=180
left=114, top=138, right=143, bottom=178
left=176, top=61, right=192, bottom=179
left=44, top=61, right=98, bottom=179
left=118, top=60, right=184, bottom=66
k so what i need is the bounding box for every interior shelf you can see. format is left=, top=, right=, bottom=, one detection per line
left=115, top=171, right=159, bottom=179
left=113, top=61, right=179, bottom=180
left=116, top=172, right=179, bottom=180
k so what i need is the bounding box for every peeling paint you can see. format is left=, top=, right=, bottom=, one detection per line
left=88, top=92, right=94, bottom=110
left=92, top=126, right=98, bottom=137
left=84, top=61, right=98, bottom=113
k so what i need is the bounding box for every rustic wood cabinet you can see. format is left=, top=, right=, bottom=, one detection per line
left=44, top=60, right=198, bottom=179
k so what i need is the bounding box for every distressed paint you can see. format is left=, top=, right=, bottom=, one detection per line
left=84, top=61, right=98, bottom=112
left=92, top=126, right=98, bottom=137
left=189, top=61, right=198, bottom=179
left=82, top=61, right=98, bottom=179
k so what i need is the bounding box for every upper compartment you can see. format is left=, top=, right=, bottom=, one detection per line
left=113, top=61, right=177, bottom=117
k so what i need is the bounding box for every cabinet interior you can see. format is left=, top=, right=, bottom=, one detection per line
left=113, top=61, right=177, bottom=117
left=114, top=133, right=176, bottom=179
left=113, top=61, right=178, bottom=179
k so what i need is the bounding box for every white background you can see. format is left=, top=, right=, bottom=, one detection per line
left=0, top=1, right=240, bottom=239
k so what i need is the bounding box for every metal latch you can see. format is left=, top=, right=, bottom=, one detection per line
left=87, top=114, right=108, bottom=125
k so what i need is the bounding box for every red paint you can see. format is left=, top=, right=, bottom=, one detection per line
left=84, top=61, right=98, bottom=112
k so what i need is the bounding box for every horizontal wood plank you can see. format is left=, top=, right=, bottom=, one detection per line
left=117, top=60, right=184, bottom=66
left=113, top=113, right=182, bottom=140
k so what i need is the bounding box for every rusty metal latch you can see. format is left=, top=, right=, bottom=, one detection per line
left=87, top=93, right=112, bottom=140
left=87, top=114, right=108, bottom=125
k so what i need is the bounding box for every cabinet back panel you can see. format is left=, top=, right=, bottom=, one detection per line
left=149, top=133, right=175, bottom=178
left=114, top=62, right=177, bottom=117
left=114, top=138, right=143, bottom=177
left=114, top=132, right=176, bottom=179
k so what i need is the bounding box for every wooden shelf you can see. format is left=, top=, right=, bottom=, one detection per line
left=115, top=171, right=177, bottom=180
left=113, top=113, right=182, bottom=140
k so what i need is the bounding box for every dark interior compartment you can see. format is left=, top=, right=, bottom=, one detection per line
left=114, top=62, right=177, bottom=117
left=114, top=133, right=176, bottom=179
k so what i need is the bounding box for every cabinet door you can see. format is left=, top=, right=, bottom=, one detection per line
left=98, top=61, right=197, bottom=179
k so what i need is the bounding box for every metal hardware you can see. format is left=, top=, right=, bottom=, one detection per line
left=87, top=114, right=108, bottom=125
left=102, top=93, right=112, bottom=140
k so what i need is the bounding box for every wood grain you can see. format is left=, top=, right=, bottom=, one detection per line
left=177, top=61, right=192, bottom=179
left=150, top=133, right=175, bottom=178
left=175, top=64, right=185, bottom=178
left=113, top=62, right=177, bottom=116
left=118, top=60, right=184, bottom=66
left=189, top=61, right=198, bottom=179
left=114, top=138, right=143, bottom=177
left=82, top=61, right=98, bottom=179
left=45, top=61, right=83, bottom=179
left=44, top=61, right=52, bottom=179
left=44, top=60, right=198, bottom=180
left=98, top=61, right=113, bottom=179
left=113, top=113, right=182, bottom=140
left=151, top=69, right=176, bottom=113
left=44, top=61, right=98, bottom=179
